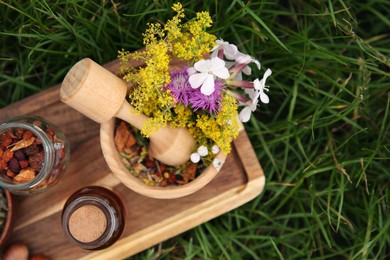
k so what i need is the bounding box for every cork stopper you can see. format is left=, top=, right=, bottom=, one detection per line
left=68, top=205, right=107, bottom=243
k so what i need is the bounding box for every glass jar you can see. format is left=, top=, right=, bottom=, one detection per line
left=61, top=186, right=125, bottom=250
left=0, top=116, right=70, bottom=194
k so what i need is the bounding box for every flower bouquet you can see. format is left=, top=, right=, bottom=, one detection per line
left=104, top=2, right=272, bottom=196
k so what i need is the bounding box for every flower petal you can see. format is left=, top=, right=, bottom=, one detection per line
left=189, top=73, right=208, bottom=89
left=212, top=158, right=223, bottom=171
left=223, top=44, right=238, bottom=60
left=213, top=67, right=230, bottom=79
left=259, top=68, right=272, bottom=88
left=235, top=53, right=251, bottom=64
left=253, top=58, right=261, bottom=70
left=200, top=75, right=215, bottom=95
left=210, top=57, right=226, bottom=69
left=211, top=40, right=222, bottom=52
left=253, top=78, right=261, bottom=91
left=187, top=66, right=197, bottom=76
left=197, top=145, right=208, bottom=156
left=239, top=106, right=252, bottom=122
left=244, top=88, right=256, bottom=100
left=242, top=66, right=252, bottom=75
left=190, top=153, right=201, bottom=163
left=260, top=92, right=269, bottom=104
left=211, top=145, right=220, bottom=154
left=210, top=50, right=218, bottom=59
left=211, top=40, right=239, bottom=60
left=194, top=59, right=210, bottom=72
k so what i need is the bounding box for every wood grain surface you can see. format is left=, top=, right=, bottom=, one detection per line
left=0, top=59, right=265, bottom=259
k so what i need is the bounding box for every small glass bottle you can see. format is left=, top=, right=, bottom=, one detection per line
left=61, top=186, right=125, bottom=250
left=0, top=116, right=70, bottom=194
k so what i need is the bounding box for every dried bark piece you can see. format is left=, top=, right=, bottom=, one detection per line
left=114, top=121, right=129, bottom=152
left=2, top=149, right=14, bottom=163
left=123, top=146, right=139, bottom=157
left=22, top=130, right=33, bottom=140
left=13, top=168, right=35, bottom=183
left=10, top=137, right=35, bottom=152
left=0, top=159, right=7, bottom=170
left=6, top=170, right=16, bottom=178
left=114, top=121, right=137, bottom=152
left=182, top=163, right=197, bottom=183
left=14, top=128, right=25, bottom=139
left=124, top=130, right=137, bottom=149
left=1, top=131, right=13, bottom=148
left=35, top=137, right=42, bottom=145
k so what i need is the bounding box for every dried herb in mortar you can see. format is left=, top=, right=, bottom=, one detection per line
left=115, top=120, right=205, bottom=186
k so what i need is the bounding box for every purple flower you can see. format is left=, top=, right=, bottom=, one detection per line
left=164, top=67, right=192, bottom=106
left=189, top=80, right=224, bottom=115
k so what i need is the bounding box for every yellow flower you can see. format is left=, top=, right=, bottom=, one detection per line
left=118, top=3, right=240, bottom=152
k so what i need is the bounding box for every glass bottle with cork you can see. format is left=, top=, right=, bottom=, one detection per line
left=61, top=186, right=125, bottom=250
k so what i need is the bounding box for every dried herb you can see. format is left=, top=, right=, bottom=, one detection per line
left=115, top=120, right=205, bottom=186
left=0, top=127, right=45, bottom=183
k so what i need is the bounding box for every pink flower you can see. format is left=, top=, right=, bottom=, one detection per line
left=164, top=67, right=192, bottom=106
left=189, top=80, right=224, bottom=115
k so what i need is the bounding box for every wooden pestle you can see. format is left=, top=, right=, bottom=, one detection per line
left=60, top=58, right=195, bottom=166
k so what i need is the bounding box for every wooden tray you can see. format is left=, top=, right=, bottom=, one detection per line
left=0, top=60, right=265, bottom=259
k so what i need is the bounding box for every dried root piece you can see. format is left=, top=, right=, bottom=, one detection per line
left=13, top=168, right=36, bottom=183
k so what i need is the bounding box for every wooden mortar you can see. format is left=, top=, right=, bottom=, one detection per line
left=100, top=118, right=227, bottom=199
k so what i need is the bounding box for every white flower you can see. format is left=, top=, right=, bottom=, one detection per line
left=190, top=153, right=201, bottom=163
left=189, top=57, right=230, bottom=96
left=239, top=68, right=272, bottom=123
left=210, top=39, right=239, bottom=60
left=213, top=158, right=223, bottom=171
left=253, top=68, right=272, bottom=104
left=235, top=53, right=261, bottom=75
left=211, top=145, right=220, bottom=154
left=197, top=145, right=208, bottom=156
left=238, top=90, right=259, bottom=123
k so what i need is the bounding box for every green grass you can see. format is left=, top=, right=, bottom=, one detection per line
left=1, top=0, right=389, bottom=259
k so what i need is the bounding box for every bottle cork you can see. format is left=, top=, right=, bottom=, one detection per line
left=68, top=205, right=107, bottom=243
